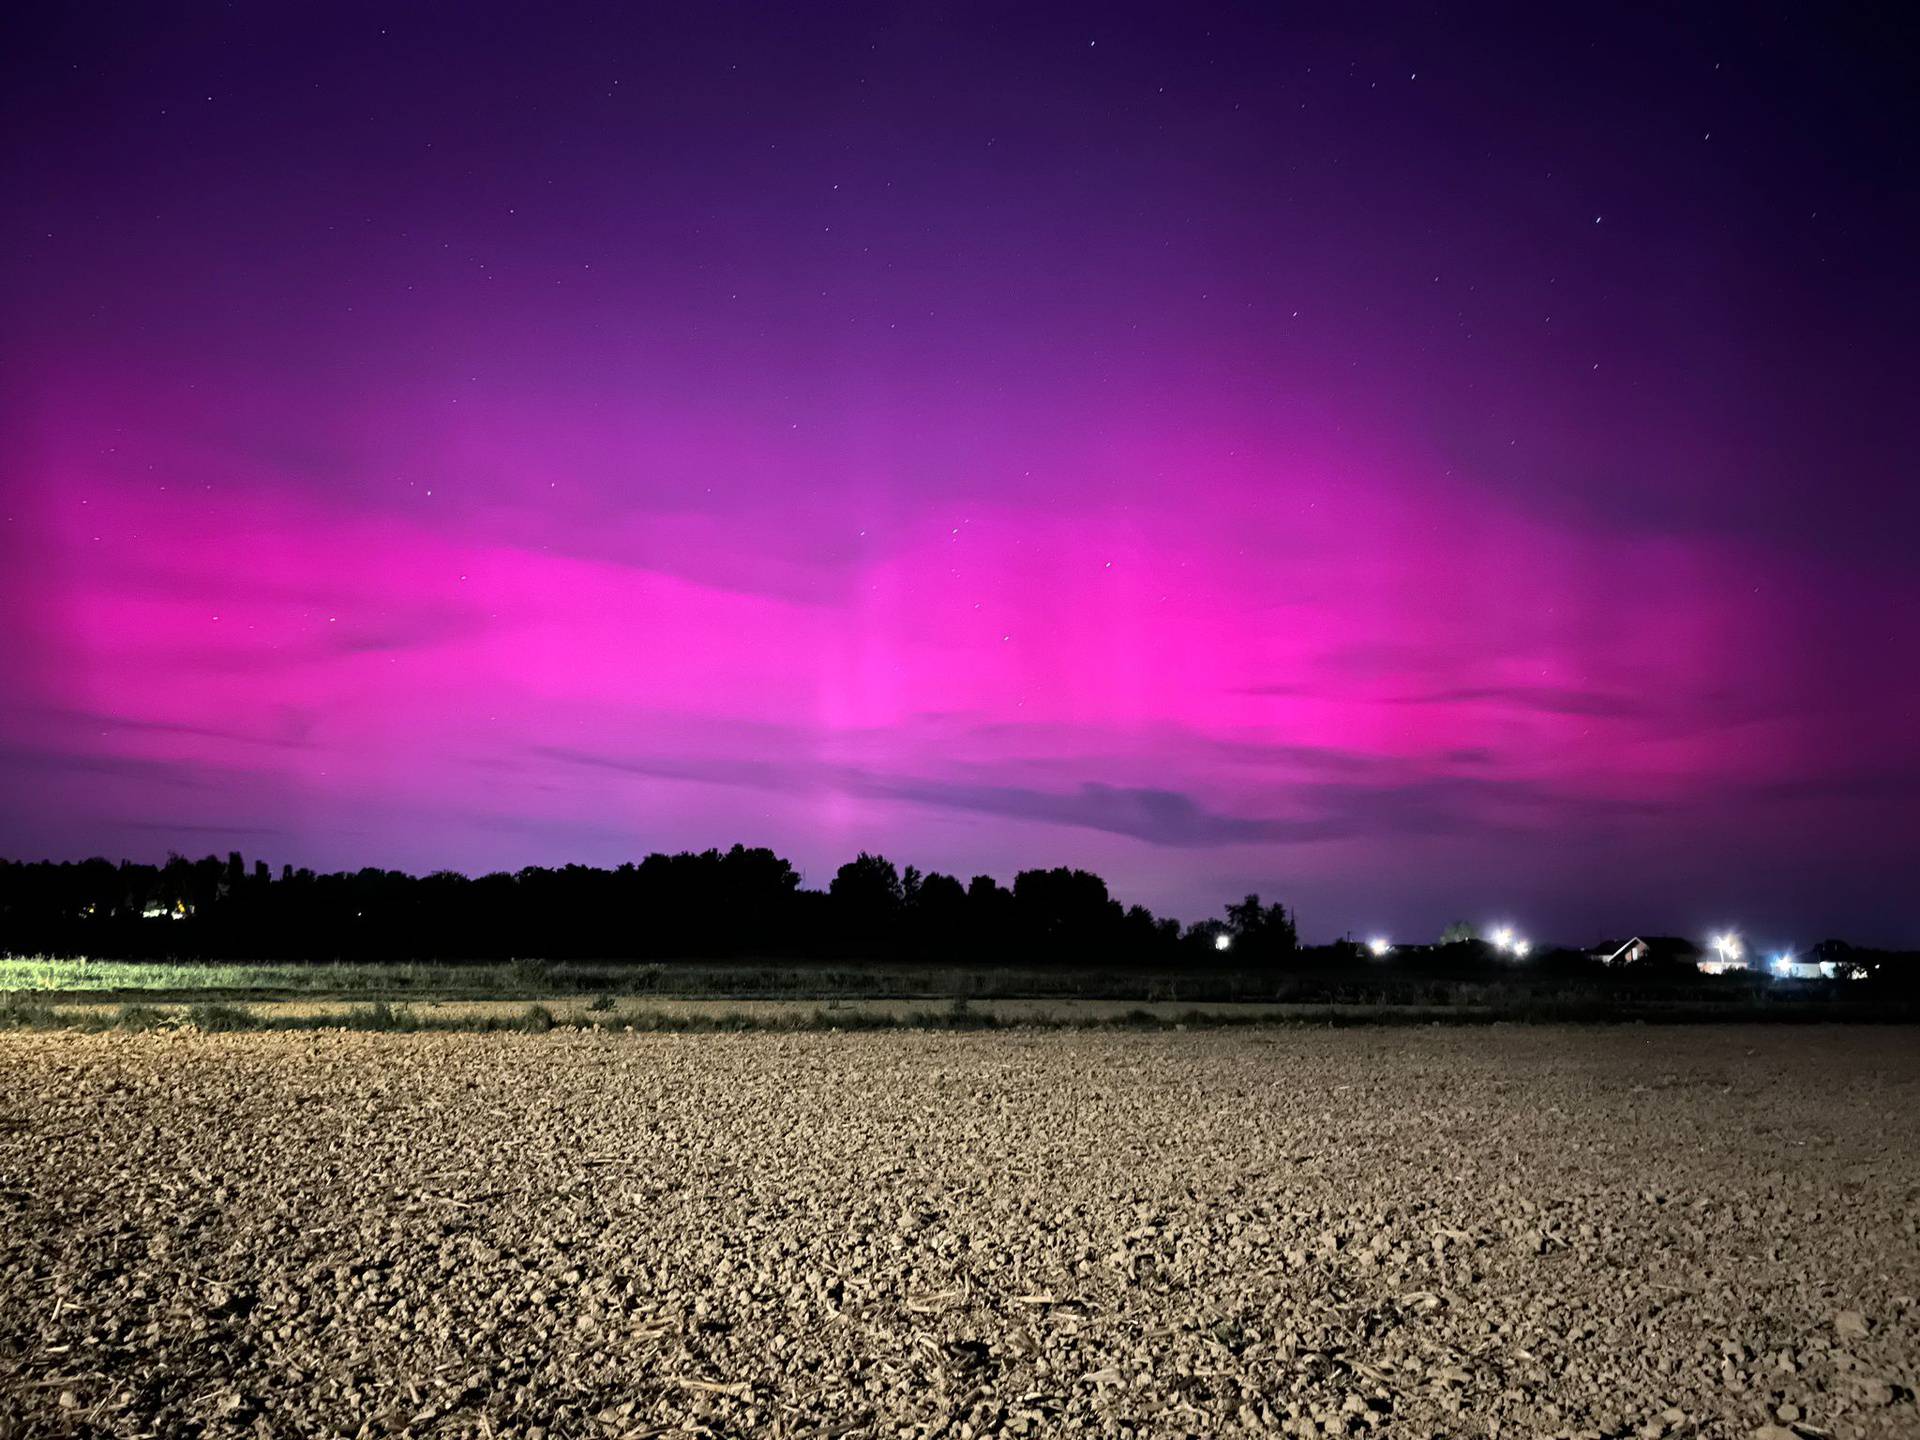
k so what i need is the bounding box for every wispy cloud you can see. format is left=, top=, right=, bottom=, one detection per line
left=57, top=709, right=318, bottom=750
left=1382, top=684, right=1646, bottom=719
left=530, top=744, right=1584, bottom=848
left=534, top=744, right=1304, bottom=846
left=0, top=744, right=213, bottom=788
left=854, top=775, right=1327, bottom=846
left=122, top=820, right=282, bottom=836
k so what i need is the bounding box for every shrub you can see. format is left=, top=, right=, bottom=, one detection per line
left=507, top=957, right=552, bottom=990
left=0, top=994, right=59, bottom=1029
left=186, top=1002, right=253, bottom=1033
left=346, top=1001, right=416, bottom=1032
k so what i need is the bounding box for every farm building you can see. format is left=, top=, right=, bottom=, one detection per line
left=1592, top=936, right=1704, bottom=968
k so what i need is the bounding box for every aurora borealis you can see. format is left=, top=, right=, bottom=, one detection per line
left=3, top=3, right=1913, bottom=941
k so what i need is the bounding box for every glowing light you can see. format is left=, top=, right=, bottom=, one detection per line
left=1698, top=930, right=1751, bottom=976
left=1512, top=939, right=1531, bottom=958
left=1213, top=932, right=1232, bottom=951
left=1367, top=937, right=1392, bottom=957
left=1490, top=926, right=1515, bottom=952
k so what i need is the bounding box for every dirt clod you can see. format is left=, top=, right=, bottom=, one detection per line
left=1835, top=1309, right=1872, bottom=1340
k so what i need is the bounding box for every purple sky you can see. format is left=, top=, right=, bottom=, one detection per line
left=3, top=4, right=1915, bottom=945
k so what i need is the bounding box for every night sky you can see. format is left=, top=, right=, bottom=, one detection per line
left=3, top=3, right=1915, bottom=945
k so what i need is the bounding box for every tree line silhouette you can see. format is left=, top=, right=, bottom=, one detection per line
left=0, top=849, right=1299, bottom=965
left=4, top=851, right=1910, bottom=991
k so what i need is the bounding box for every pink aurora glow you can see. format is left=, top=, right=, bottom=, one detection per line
left=6, top=401, right=1908, bottom=940
left=4, top=5, right=1914, bottom=940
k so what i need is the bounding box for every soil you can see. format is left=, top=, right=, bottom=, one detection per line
left=1, top=1025, right=1914, bottom=1439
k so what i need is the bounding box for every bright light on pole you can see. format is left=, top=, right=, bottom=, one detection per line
left=1368, top=937, right=1392, bottom=957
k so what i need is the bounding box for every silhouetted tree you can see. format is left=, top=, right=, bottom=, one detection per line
left=904, top=870, right=968, bottom=958
left=1013, top=867, right=1123, bottom=960
left=1225, top=893, right=1298, bottom=959
left=831, top=852, right=904, bottom=952
left=1184, top=917, right=1232, bottom=958
left=965, top=874, right=1017, bottom=955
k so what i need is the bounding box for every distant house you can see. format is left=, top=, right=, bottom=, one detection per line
left=1779, top=958, right=1826, bottom=980
left=139, top=900, right=192, bottom=921
left=1770, top=956, right=1839, bottom=981
left=1696, top=953, right=1749, bottom=976
left=1808, top=941, right=1875, bottom=981
left=1593, top=936, right=1703, bottom=968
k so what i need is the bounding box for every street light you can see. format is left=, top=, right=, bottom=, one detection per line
left=1213, top=932, right=1232, bottom=952
left=1367, top=937, right=1392, bottom=957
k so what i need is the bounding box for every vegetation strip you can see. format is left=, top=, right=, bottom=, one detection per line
left=2, top=993, right=1911, bottom=1034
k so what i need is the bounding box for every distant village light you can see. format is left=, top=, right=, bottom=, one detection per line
left=1368, top=938, right=1392, bottom=957
left=1771, top=952, right=1832, bottom=981
left=1213, top=932, right=1233, bottom=951
left=1512, top=939, right=1532, bottom=958
left=1695, top=930, right=1751, bottom=976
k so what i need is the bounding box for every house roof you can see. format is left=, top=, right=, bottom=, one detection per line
left=1593, top=935, right=1702, bottom=961
left=1638, top=935, right=1703, bottom=956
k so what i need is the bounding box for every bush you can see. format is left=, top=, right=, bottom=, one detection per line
left=518, top=1003, right=555, bottom=1033
left=346, top=1001, right=416, bottom=1031
left=508, top=957, right=552, bottom=990
left=186, top=1002, right=253, bottom=1032
left=0, top=994, right=59, bottom=1029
